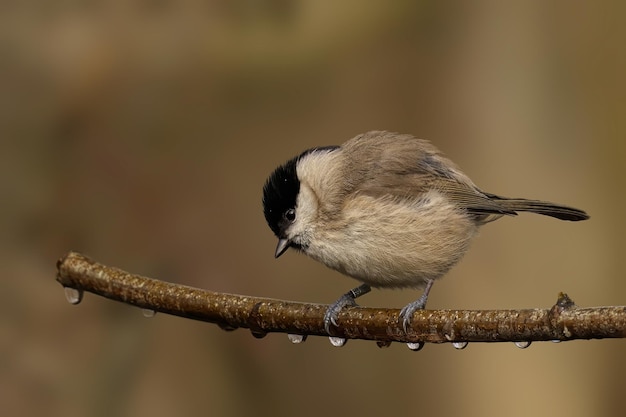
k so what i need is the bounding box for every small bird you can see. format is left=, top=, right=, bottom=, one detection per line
left=262, top=131, right=589, bottom=333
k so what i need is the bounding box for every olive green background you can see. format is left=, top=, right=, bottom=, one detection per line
left=2, top=2, right=625, bottom=416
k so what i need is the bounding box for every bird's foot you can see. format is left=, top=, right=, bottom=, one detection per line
left=399, top=297, right=427, bottom=333
left=324, top=295, right=358, bottom=334
left=323, top=284, right=371, bottom=334
left=399, top=279, right=435, bottom=333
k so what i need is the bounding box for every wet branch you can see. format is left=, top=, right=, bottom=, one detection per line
left=56, top=251, right=626, bottom=345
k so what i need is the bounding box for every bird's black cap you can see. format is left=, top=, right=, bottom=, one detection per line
left=262, top=146, right=339, bottom=238
left=263, top=154, right=301, bottom=238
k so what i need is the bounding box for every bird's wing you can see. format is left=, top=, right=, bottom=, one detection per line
left=359, top=175, right=516, bottom=217
left=339, top=131, right=516, bottom=218
left=434, top=180, right=517, bottom=216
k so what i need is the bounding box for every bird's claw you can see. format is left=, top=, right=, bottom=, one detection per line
left=324, top=294, right=358, bottom=334
left=399, top=298, right=427, bottom=333
left=400, top=280, right=434, bottom=333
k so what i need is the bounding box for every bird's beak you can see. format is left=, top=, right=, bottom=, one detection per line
left=275, top=238, right=291, bottom=258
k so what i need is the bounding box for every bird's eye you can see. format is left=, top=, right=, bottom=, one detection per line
left=284, top=208, right=296, bottom=222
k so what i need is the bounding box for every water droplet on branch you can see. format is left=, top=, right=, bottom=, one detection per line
left=451, top=341, right=468, bottom=350
left=287, top=334, right=307, bottom=344
left=64, top=287, right=83, bottom=305
left=141, top=309, right=156, bottom=318
left=406, top=342, right=424, bottom=351
left=514, top=341, right=531, bottom=349
left=329, top=337, right=347, bottom=347
left=250, top=329, right=267, bottom=339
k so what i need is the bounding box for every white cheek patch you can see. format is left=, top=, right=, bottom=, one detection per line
left=295, top=185, right=318, bottom=222
left=288, top=184, right=318, bottom=246
left=296, top=150, right=343, bottom=200
left=290, top=149, right=342, bottom=246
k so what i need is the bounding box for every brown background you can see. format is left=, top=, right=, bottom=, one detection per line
left=2, top=2, right=625, bottom=416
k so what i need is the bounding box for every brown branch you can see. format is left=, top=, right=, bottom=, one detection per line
left=56, top=251, right=626, bottom=347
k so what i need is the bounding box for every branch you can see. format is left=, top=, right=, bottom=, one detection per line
left=56, top=251, right=626, bottom=348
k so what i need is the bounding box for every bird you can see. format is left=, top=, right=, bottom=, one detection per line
left=262, top=131, right=589, bottom=333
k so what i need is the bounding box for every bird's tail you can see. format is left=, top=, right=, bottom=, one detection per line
left=485, top=193, right=589, bottom=221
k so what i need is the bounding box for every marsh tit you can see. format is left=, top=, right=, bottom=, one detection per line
left=262, top=131, right=589, bottom=333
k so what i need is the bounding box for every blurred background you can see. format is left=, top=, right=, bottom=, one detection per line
left=2, top=1, right=625, bottom=416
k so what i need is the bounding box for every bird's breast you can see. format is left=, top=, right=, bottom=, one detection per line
left=305, top=191, right=479, bottom=288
